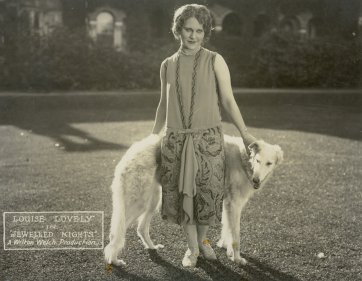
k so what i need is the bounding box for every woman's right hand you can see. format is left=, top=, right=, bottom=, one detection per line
left=241, top=131, right=257, bottom=152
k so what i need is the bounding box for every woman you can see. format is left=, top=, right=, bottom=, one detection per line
left=152, top=4, right=256, bottom=267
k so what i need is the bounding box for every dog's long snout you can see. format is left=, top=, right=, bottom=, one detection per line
left=252, top=177, right=260, bottom=184
left=252, top=177, right=261, bottom=189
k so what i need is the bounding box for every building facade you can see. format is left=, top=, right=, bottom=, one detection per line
left=1, top=0, right=360, bottom=52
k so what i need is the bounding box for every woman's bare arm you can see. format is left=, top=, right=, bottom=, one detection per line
left=152, top=61, right=167, bottom=134
left=214, top=54, right=257, bottom=147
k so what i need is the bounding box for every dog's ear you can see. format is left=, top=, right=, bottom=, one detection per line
left=274, top=145, right=284, bottom=165
left=248, top=141, right=260, bottom=155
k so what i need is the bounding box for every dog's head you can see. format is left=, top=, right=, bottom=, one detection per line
left=248, top=140, right=283, bottom=189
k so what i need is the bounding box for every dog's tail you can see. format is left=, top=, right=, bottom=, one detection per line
left=104, top=172, right=126, bottom=264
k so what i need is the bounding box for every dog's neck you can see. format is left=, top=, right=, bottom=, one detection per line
left=240, top=149, right=253, bottom=183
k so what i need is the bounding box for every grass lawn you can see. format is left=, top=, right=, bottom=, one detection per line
left=0, top=91, right=361, bottom=281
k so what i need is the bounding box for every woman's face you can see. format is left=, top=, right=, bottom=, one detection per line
left=179, top=17, right=205, bottom=51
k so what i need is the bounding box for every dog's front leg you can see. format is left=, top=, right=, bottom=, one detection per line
left=217, top=201, right=229, bottom=249
left=222, top=201, right=237, bottom=259
left=226, top=202, right=247, bottom=266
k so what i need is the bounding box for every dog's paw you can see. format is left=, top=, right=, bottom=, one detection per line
left=226, top=246, right=234, bottom=258
left=227, top=254, right=247, bottom=266
left=104, top=244, right=125, bottom=266
left=146, top=244, right=164, bottom=250
left=234, top=256, right=247, bottom=266
left=113, top=259, right=126, bottom=266
left=217, top=239, right=226, bottom=249
left=154, top=244, right=164, bottom=250
left=105, top=259, right=126, bottom=266
left=226, top=248, right=247, bottom=265
left=104, top=257, right=126, bottom=266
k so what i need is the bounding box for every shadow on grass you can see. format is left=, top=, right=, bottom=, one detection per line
left=145, top=249, right=299, bottom=281
left=26, top=121, right=125, bottom=152
left=146, top=249, right=209, bottom=281
left=241, top=253, right=300, bottom=281
left=111, top=265, right=159, bottom=281
left=0, top=91, right=361, bottom=153
left=197, top=258, right=248, bottom=281
left=0, top=96, right=128, bottom=152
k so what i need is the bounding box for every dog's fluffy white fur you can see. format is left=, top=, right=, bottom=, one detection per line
left=104, top=134, right=283, bottom=266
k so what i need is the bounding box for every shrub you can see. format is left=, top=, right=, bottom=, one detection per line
left=244, top=33, right=361, bottom=88
left=0, top=27, right=360, bottom=91
left=209, top=33, right=257, bottom=87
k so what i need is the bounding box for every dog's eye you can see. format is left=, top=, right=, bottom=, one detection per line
left=266, top=162, right=273, bottom=166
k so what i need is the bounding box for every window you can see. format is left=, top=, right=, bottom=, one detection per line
left=96, top=12, right=114, bottom=47
left=280, top=17, right=300, bottom=35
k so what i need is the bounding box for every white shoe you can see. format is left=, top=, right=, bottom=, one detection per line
left=199, top=239, right=217, bottom=260
left=182, top=248, right=199, bottom=267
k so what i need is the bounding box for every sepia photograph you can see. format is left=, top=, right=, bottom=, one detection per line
left=0, top=0, right=361, bottom=280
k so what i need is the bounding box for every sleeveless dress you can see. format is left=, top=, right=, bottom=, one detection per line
left=160, top=47, right=225, bottom=226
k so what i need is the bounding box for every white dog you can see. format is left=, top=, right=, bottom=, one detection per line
left=217, top=135, right=283, bottom=265
left=104, top=134, right=283, bottom=266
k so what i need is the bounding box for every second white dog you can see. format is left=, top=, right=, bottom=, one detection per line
left=104, top=134, right=283, bottom=266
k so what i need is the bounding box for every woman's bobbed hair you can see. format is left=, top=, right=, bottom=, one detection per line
left=171, top=4, right=213, bottom=43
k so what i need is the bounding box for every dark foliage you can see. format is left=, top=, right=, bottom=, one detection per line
left=244, top=33, right=361, bottom=88
left=0, top=27, right=177, bottom=91
left=0, top=27, right=360, bottom=91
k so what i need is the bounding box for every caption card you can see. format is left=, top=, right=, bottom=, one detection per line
left=3, top=211, right=103, bottom=250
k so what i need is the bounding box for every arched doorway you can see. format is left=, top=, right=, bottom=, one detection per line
left=279, top=16, right=301, bottom=35
left=96, top=12, right=114, bottom=47
left=88, top=8, right=126, bottom=51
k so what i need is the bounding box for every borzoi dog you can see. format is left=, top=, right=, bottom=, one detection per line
left=104, top=134, right=283, bottom=266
